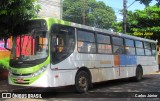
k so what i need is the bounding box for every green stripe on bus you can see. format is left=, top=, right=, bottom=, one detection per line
left=9, top=56, right=50, bottom=74
left=45, top=18, right=71, bottom=30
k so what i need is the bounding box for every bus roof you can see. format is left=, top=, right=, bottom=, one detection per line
left=43, top=18, right=157, bottom=44
left=70, top=23, right=157, bottom=43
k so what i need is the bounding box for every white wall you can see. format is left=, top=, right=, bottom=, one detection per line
left=38, top=0, right=62, bottom=19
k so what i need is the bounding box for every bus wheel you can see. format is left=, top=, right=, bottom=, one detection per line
left=134, top=66, right=143, bottom=82
left=75, top=71, right=90, bottom=93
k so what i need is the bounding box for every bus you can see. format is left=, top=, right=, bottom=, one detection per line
left=8, top=18, right=158, bottom=93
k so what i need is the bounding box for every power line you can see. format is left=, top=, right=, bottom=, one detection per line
left=127, top=0, right=136, bottom=9
left=112, top=7, right=122, bottom=10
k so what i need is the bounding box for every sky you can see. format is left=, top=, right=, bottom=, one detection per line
left=96, top=0, right=157, bottom=21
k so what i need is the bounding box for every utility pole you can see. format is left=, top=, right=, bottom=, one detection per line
left=82, top=0, right=86, bottom=25
left=60, top=0, right=63, bottom=19
left=123, top=0, right=127, bottom=34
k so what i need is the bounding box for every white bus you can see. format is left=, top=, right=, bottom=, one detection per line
left=9, top=18, right=158, bottom=93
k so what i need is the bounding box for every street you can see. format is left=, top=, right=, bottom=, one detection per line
left=0, top=72, right=160, bottom=101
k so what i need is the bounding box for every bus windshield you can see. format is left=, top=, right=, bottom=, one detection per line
left=10, top=30, right=49, bottom=67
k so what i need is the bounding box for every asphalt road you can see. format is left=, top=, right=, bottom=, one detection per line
left=1, top=73, right=160, bottom=101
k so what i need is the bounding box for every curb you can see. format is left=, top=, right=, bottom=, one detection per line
left=150, top=71, right=160, bottom=74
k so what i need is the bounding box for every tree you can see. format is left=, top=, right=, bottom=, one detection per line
left=136, top=0, right=160, bottom=7
left=113, top=6, right=160, bottom=44
left=63, top=0, right=116, bottom=29
left=136, top=0, right=152, bottom=7
left=0, top=0, right=40, bottom=38
left=126, top=6, right=160, bottom=43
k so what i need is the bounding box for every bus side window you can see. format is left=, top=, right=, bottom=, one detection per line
left=144, top=42, right=151, bottom=56
left=112, top=37, right=124, bottom=54
left=151, top=43, right=156, bottom=56
left=77, top=30, right=96, bottom=53
left=97, top=34, right=112, bottom=54
left=135, top=41, right=144, bottom=55
left=125, top=39, right=135, bottom=55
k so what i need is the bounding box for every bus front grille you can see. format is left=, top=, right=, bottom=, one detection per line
left=12, top=73, right=32, bottom=76
left=13, top=78, right=30, bottom=85
left=15, top=82, right=30, bottom=84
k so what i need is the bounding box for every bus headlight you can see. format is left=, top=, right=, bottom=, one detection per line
left=32, top=66, right=47, bottom=77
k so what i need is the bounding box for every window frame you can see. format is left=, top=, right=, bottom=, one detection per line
left=77, top=29, right=96, bottom=54
left=151, top=43, right=156, bottom=56
left=96, top=33, right=112, bottom=54
left=112, top=36, right=125, bottom=54
left=124, top=38, right=136, bottom=55
left=51, top=24, right=76, bottom=65
left=75, top=27, right=157, bottom=57
left=144, top=42, right=152, bottom=56
left=135, top=40, right=145, bottom=56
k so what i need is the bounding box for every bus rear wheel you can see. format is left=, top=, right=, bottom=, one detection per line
left=75, top=71, right=90, bottom=93
left=134, top=66, right=143, bottom=81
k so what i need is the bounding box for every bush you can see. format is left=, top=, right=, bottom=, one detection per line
left=0, top=58, right=10, bottom=70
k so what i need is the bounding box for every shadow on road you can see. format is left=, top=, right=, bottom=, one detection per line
left=90, top=75, right=154, bottom=91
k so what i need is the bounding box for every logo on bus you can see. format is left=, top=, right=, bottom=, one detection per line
left=16, top=78, right=24, bottom=83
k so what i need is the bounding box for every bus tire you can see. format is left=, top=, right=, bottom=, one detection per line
left=75, top=71, right=90, bottom=93
left=134, top=66, right=143, bottom=82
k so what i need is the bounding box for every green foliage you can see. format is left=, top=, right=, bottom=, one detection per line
left=136, top=0, right=152, bottom=7
left=136, top=0, right=160, bottom=7
left=113, top=5, right=160, bottom=44
left=126, top=6, right=160, bottom=43
left=112, top=22, right=123, bottom=33
left=0, top=0, right=40, bottom=37
left=63, top=0, right=116, bottom=29
left=0, top=58, right=10, bottom=69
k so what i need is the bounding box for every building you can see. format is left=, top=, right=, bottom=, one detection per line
left=38, top=0, right=62, bottom=19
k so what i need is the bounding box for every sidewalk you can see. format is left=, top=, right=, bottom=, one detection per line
left=150, top=70, right=160, bottom=74
left=150, top=71, right=160, bottom=74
